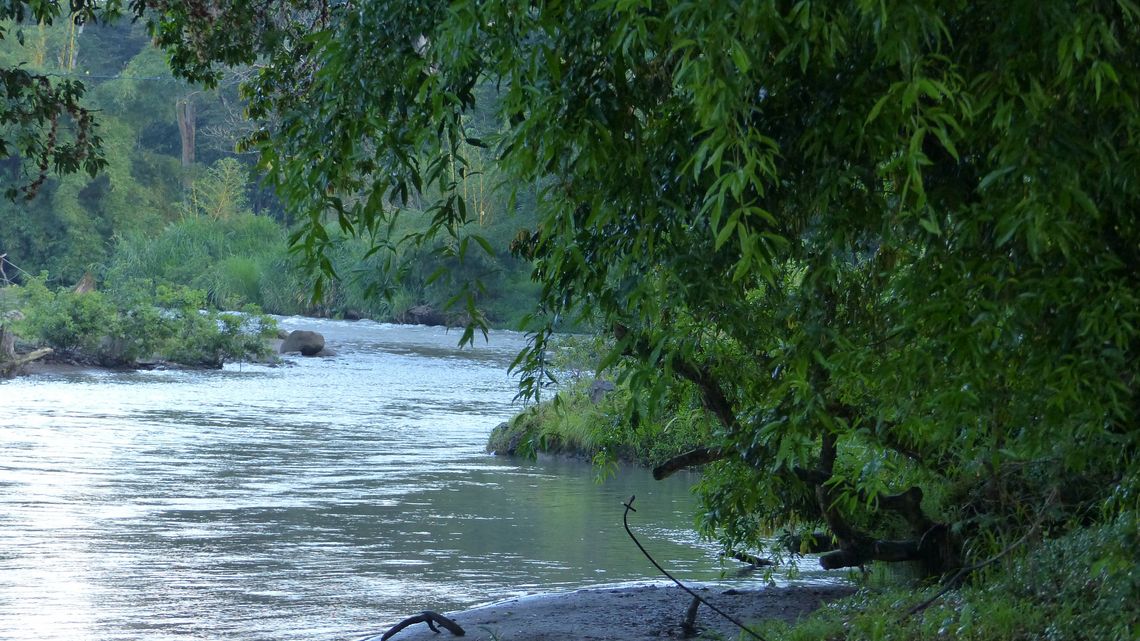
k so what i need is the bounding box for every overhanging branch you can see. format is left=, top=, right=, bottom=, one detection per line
left=652, top=447, right=725, bottom=480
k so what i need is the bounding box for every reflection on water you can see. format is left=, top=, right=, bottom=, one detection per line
left=0, top=318, right=813, bottom=641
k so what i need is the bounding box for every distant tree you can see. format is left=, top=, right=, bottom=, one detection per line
left=0, top=1, right=110, bottom=198
left=1, top=4, right=271, bottom=283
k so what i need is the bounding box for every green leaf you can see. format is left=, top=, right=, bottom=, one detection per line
left=919, top=216, right=941, bottom=236
left=730, top=40, right=751, bottom=73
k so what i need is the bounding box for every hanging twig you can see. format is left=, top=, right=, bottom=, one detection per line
left=622, top=495, right=766, bottom=641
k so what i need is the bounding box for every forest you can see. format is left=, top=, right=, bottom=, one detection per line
left=0, top=14, right=540, bottom=326
left=3, top=1, right=1139, bottom=640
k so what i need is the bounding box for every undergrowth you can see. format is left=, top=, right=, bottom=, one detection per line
left=754, top=512, right=1139, bottom=641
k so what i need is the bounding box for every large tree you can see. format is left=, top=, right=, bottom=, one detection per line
left=11, top=1, right=1140, bottom=572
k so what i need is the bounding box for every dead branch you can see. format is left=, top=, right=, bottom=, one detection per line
left=0, top=347, right=53, bottom=378
left=721, top=550, right=774, bottom=568
left=623, top=496, right=765, bottom=641
left=681, top=594, right=701, bottom=637
left=379, top=611, right=464, bottom=641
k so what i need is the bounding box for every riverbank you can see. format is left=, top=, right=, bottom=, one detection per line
left=363, top=582, right=856, bottom=641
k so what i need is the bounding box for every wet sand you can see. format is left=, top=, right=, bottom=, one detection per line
left=361, top=582, right=855, bottom=641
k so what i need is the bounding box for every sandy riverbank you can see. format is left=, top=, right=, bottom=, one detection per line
left=360, top=582, right=856, bottom=641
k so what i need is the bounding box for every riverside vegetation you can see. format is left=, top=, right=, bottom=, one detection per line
left=5, top=2, right=1140, bottom=640
left=490, top=343, right=1139, bottom=641
left=1, top=277, right=278, bottom=371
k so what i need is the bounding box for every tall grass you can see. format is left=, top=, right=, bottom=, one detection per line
left=105, top=213, right=291, bottom=311
left=103, top=174, right=543, bottom=324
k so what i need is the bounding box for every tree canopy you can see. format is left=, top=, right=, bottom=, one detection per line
left=7, top=1, right=1140, bottom=572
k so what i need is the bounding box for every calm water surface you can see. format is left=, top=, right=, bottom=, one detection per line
left=0, top=318, right=801, bottom=641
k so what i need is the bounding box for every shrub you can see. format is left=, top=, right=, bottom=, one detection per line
left=16, top=276, right=118, bottom=358
left=753, top=514, right=1140, bottom=641
left=12, top=278, right=276, bottom=368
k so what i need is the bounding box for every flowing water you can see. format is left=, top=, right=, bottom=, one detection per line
left=0, top=318, right=806, bottom=641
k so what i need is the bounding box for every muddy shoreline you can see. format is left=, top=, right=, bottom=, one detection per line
left=360, top=582, right=856, bottom=641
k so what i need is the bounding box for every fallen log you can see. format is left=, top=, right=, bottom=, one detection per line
left=0, top=347, right=52, bottom=378
left=379, top=611, right=464, bottom=641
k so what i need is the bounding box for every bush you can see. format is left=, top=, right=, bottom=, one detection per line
left=16, top=276, right=118, bottom=357
left=488, top=376, right=714, bottom=469
left=12, top=278, right=277, bottom=368
left=150, top=285, right=277, bottom=368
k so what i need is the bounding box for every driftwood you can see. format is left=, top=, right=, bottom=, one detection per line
left=379, top=611, right=464, bottom=641
left=0, top=347, right=52, bottom=378
left=0, top=322, right=13, bottom=360
left=722, top=550, right=774, bottom=568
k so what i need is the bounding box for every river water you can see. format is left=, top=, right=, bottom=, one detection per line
left=0, top=318, right=797, bottom=641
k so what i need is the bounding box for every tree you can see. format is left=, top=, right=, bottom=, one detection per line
left=0, top=1, right=114, bottom=198
left=14, top=1, right=1140, bottom=574
left=2, top=6, right=277, bottom=284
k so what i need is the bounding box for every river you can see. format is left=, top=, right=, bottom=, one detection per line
left=0, top=318, right=797, bottom=641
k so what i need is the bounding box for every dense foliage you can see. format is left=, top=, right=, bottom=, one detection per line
left=757, top=509, right=1139, bottom=640
left=5, top=0, right=1138, bottom=585
left=1, top=6, right=267, bottom=286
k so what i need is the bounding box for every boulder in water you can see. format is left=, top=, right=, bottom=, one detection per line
left=402, top=304, right=446, bottom=327
left=280, top=330, right=325, bottom=356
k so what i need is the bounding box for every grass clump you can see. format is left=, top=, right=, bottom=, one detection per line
left=486, top=378, right=714, bottom=469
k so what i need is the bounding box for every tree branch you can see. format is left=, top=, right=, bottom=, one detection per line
left=819, top=539, right=925, bottom=570
left=378, top=611, right=464, bottom=641
left=653, top=447, right=725, bottom=480
left=0, top=347, right=53, bottom=378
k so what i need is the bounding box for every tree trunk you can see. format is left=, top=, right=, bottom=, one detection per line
left=0, top=323, right=14, bottom=361
left=177, top=97, right=196, bottom=169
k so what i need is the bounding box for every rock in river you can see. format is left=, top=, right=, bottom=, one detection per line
left=280, top=330, right=325, bottom=356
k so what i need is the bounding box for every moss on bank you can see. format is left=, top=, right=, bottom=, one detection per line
left=486, top=379, right=713, bottom=468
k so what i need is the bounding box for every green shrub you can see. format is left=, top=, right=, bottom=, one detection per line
left=16, top=276, right=118, bottom=357
left=151, top=285, right=277, bottom=368
left=489, top=376, right=714, bottom=468
left=12, top=278, right=276, bottom=368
